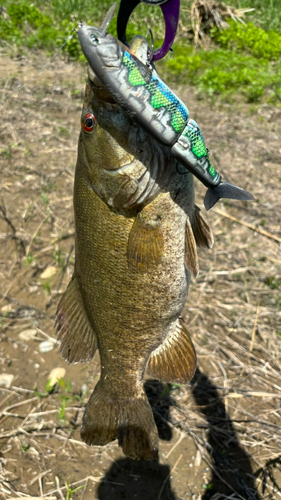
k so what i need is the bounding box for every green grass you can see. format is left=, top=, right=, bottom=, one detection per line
left=162, top=43, right=281, bottom=103
left=229, top=0, right=281, bottom=34
left=0, top=0, right=281, bottom=103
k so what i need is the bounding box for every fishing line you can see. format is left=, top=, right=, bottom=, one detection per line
left=39, top=25, right=79, bottom=74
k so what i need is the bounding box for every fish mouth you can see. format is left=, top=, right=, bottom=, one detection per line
left=88, top=65, right=118, bottom=111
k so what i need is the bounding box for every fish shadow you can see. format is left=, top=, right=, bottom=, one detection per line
left=191, top=368, right=262, bottom=500
left=97, top=380, right=176, bottom=500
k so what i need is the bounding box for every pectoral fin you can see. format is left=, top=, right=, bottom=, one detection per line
left=185, top=216, right=199, bottom=278
left=127, top=209, right=164, bottom=271
left=55, top=274, right=97, bottom=363
left=192, top=205, right=214, bottom=249
left=146, top=319, right=196, bottom=383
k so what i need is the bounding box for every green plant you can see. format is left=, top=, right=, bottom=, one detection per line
left=43, top=279, right=51, bottom=295
left=51, top=0, right=87, bottom=20
left=41, top=193, right=49, bottom=205
left=265, top=277, right=280, bottom=290
left=58, top=377, right=72, bottom=393
left=65, top=481, right=86, bottom=500
left=52, top=248, right=65, bottom=268
left=202, top=483, right=214, bottom=491
left=25, top=253, right=37, bottom=266
left=34, top=378, right=55, bottom=398
left=211, top=21, right=281, bottom=60
left=57, top=398, right=67, bottom=421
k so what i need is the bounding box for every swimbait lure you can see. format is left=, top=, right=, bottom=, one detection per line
left=78, top=5, right=254, bottom=210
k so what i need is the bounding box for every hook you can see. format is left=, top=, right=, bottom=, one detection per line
left=117, top=0, right=180, bottom=61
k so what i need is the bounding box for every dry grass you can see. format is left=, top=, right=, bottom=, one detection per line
left=0, top=50, right=280, bottom=499
left=190, top=0, right=254, bottom=47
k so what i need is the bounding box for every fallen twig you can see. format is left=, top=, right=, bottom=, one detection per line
left=214, top=208, right=281, bottom=243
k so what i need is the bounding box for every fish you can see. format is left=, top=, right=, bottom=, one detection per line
left=77, top=4, right=254, bottom=210
left=55, top=34, right=214, bottom=460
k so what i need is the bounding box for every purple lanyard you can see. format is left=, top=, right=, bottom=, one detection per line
left=117, top=0, right=180, bottom=61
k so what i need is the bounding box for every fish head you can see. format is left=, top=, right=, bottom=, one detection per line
left=76, top=34, right=188, bottom=213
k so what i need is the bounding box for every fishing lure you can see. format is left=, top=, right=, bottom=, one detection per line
left=78, top=4, right=254, bottom=210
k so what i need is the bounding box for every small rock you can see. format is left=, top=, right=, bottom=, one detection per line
left=48, top=367, right=66, bottom=387
left=28, top=446, right=39, bottom=456
left=18, top=328, right=37, bottom=341
left=0, top=373, right=14, bottom=388
left=40, top=266, right=57, bottom=279
left=39, top=339, right=56, bottom=353
left=24, top=174, right=37, bottom=182
left=1, top=304, right=13, bottom=314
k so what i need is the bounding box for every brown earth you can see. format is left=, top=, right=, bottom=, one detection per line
left=0, top=48, right=281, bottom=500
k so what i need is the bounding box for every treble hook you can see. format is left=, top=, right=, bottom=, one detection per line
left=117, top=0, right=180, bottom=61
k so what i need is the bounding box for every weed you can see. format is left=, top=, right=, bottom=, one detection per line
left=163, top=45, right=281, bottom=103
left=43, top=279, right=51, bottom=295
left=202, top=483, right=214, bottom=491
left=41, top=193, right=49, bottom=206
left=212, top=21, right=281, bottom=60
left=52, top=248, right=65, bottom=268
left=59, top=126, right=70, bottom=138
left=57, top=398, right=66, bottom=421
left=160, top=382, right=183, bottom=397
left=34, top=378, right=54, bottom=398
left=65, top=482, right=86, bottom=500
left=25, top=253, right=37, bottom=266
left=58, top=377, right=72, bottom=393
left=265, top=277, right=280, bottom=290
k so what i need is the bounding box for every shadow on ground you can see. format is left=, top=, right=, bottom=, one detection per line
left=97, top=380, right=176, bottom=500
left=191, top=368, right=262, bottom=500
left=97, top=373, right=263, bottom=500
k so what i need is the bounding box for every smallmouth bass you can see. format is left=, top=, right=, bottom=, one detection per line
left=56, top=36, right=213, bottom=460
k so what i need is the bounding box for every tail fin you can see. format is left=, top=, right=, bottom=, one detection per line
left=81, top=382, right=158, bottom=460
left=204, top=182, right=254, bottom=211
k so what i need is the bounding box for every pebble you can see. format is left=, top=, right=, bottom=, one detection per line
left=39, top=339, right=56, bottom=353
left=0, top=373, right=14, bottom=388
left=40, top=266, right=57, bottom=279
left=18, top=328, right=37, bottom=341
left=48, top=367, right=66, bottom=387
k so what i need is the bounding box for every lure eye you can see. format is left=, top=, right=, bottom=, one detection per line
left=82, top=113, right=96, bottom=133
left=90, top=34, right=100, bottom=45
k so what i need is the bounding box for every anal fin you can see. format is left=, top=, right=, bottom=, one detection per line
left=185, top=216, right=199, bottom=278
left=55, top=274, right=97, bottom=363
left=146, top=319, right=197, bottom=383
left=127, top=208, right=164, bottom=271
left=192, top=205, right=214, bottom=249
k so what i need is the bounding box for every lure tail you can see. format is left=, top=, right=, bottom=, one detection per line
left=204, top=182, right=254, bottom=211
left=81, top=381, right=159, bottom=460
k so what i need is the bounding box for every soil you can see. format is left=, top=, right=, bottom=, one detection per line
left=0, top=48, right=281, bottom=500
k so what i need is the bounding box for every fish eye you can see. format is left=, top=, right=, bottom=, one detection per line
left=82, top=112, right=96, bottom=133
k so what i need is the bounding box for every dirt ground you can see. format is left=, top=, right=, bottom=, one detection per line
left=0, top=47, right=280, bottom=500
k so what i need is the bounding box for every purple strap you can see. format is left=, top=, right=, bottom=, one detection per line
left=153, top=0, right=180, bottom=61
left=117, top=0, right=180, bottom=61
